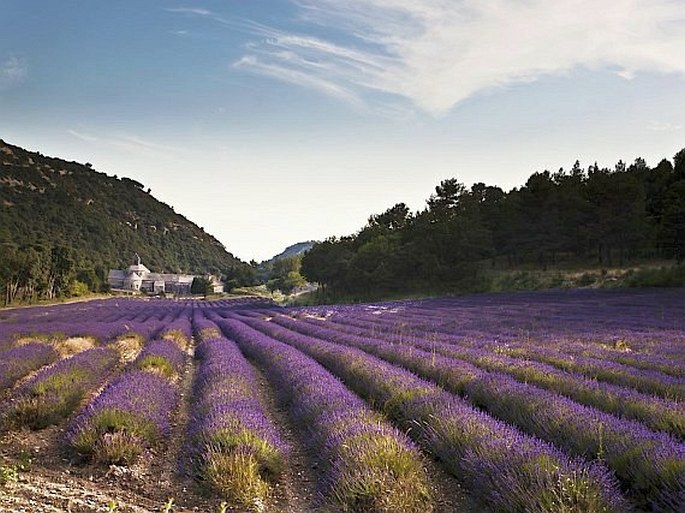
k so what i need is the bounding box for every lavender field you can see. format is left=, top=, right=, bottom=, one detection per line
left=0, top=289, right=683, bottom=512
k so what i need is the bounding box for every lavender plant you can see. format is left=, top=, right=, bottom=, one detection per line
left=188, top=332, right=286, bottom=508
left=158, top=316, right=193, bottom=349
left=0, top=342, right=60, bottom=394
left=3, top=347, right=119, bottom=429
left=219, top=319, right=435, bottom=513
left=67, top=370, right=178, bottom=464
left=265, top=313, right=684, bottom=511
left=132, top=339, right=186, bottom=379
left=232, top=316, right=629, bottom=513
left=290, top=314, right=685, bottom=438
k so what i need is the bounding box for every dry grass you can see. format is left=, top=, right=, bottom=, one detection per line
left=160, top=330, right=190, bottom=350
left=202, top=448, right=270, bottom=511
left=15, top=335, right=52, bottom=346
left=198, top=328, right=221, bottom=341
left=114, top=335, right=145, bottom=363
left=52, top=337, right=96, bottom=357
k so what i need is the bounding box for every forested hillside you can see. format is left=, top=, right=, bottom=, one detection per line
left=0, top=140, right=248, bottom=303
left=302, top=149, right=685, bottom=298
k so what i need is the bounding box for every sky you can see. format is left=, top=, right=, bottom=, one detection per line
left=1, top=1, right=684, bottom=262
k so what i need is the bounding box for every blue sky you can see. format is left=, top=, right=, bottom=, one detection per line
left=2, top=1, right=684, bottom=261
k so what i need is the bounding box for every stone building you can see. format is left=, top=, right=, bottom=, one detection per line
left=108, top=254, right=223, bottom=295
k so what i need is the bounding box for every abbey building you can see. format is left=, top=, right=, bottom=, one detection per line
left=108, top=254, right=223, bottom=295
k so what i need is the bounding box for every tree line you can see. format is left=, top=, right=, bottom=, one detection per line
left=302, top=149, right=685, bottom=298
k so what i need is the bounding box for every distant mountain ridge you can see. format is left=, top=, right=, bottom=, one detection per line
left=264, top=241, right=315, bottom=264
left=0, top=139, right=246, bottom=296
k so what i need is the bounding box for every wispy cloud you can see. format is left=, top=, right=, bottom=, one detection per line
left=0, top=56, right=27, bottom=90
left=68, top=129, right=174, bottom=155
left=165, top=7, right=213, bottom=17
left=235, top=0, right=685, bottom=116
left=165, top=6, right=232, bottom=26
left=234, top=56, right=362, bottom=104
left=648, top=121, right=682, bottom=132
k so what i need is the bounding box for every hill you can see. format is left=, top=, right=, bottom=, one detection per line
left=263, top=241, right=315, bottom=265
left=0, top=139, right=247, bottom=302
left=253, top=241, right=315, bottom=288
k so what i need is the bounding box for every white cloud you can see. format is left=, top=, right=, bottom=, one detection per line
left=0, top=56, right=27, bottom=89
left=165, top=6, right=233, bottom=26
left=68, top=129, right=174, bottom=154
left=165, top=7, right=213, bottom=17
left=236, top=0, right=685, bottom=116
left=233, top=56, right=362, bottom=104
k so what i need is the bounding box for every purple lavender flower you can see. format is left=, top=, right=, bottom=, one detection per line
left=219, top=318, right=435, bottom=513
left=0, top=342, right=59, bottom=393
left=4, top=347, right=118, bottom=429
left=232, top=316, right=629, bottom=513
left=188, top=327, right=287, bottom=507
left=264, top=312, right=683, bottom=511
left=67, top=370, right=178, bottom=464
left=132, top=338, right=186, bottom=379
left=287, top=314, right=685, bottom=439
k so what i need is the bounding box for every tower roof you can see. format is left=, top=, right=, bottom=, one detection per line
left=127, top=263, right=150, bottom=274
left=127, top=253, right=150, bottom=274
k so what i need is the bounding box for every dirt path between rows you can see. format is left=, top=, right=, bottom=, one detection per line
left=248, top=363, right=320, bottom=513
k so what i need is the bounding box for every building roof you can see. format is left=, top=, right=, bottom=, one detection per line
left=144, top=273, right=194, bottom=283
left=127, top=263, right=151, bottom=274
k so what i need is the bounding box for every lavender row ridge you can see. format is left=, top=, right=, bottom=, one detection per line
left=226, top=316, right=628, bottom=513
left=218, top=317, right=436, bottom=513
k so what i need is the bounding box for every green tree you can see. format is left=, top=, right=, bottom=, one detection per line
left=301, top=238, right=354, bottom=294
left=191, top=276, right=212, bottom=296
left=267, top=256, right=307, bottom=294
left=48, top=246, right=74, bottom=299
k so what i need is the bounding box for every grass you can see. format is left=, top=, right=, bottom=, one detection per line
left=330, top=433, right=434, bottom=513
left=71, top=409, right=159, bottom=464
left=134, top=355, right=177, bottom=379
left=160, top=329, right=190, bottom=349
left=114, top=334, right=145, bottom=362
left=52, top=336, right=97, bottom=357
left=290, top=261, right=685, bottom=306
left=198, top=327, right=222, bottom=340
left=5, top=369, right=90, bottom=429
left=201, top=448, right=270, bottom=511
left=197, top=429, right=283, bottom=510
left=0, top=464, right=18, bottom=487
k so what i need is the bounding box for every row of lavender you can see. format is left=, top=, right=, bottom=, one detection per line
left=285, top=313, right=684, bottom=437
left=265, top=289, right=685, bottom=510
left=197, top=305, right=630, bottom=511
left=329, top=307, right=685, bottom=393
left=287, top=291, right=685, bottom=406
left=1, top=291, right=682, bottom=512
left=0, top=302, right=194, bottom=402
left=192, top=312, right=440, bottom=511
left=256, top=313, right=683, bottom=510
left=1, top=298, right=434, bottom=511
left=0, top=313, right=193, bottom=433
left=207, top=289, right=684, bottom=511
left=0, top=296, right=244, bottom=353
left=0, top=310, right=201, bottom=508
left=216, top=314, right=628, bottom=512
